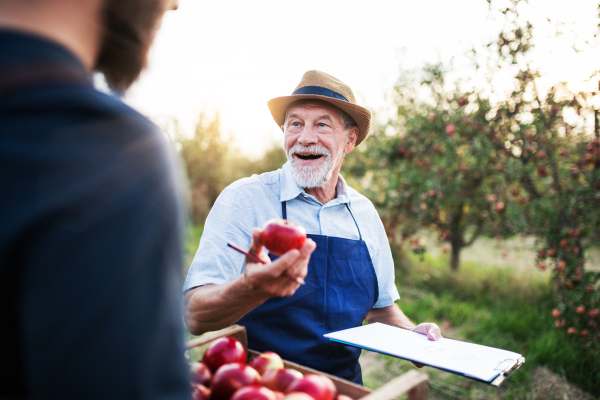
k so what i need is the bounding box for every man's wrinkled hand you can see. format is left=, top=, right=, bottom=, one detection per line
left=243, top=228, right=316, bottom=299
left=411, top=322, right=442, bottom=368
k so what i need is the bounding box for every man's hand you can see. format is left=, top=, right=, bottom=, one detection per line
left=184, top=228, right=316, bottom=335
left=365, top=305, right=443, bottom=368
left=412, top=322, right=442, bottom=341
left=243, top=228, right=316, bottom=298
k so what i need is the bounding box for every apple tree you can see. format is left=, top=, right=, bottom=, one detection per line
left=483, top=5, right=600, bottom=353
left=345, top=64, right=524, bottom=271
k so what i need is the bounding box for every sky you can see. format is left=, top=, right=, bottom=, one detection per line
left=124, top=0, right=600, bottom=158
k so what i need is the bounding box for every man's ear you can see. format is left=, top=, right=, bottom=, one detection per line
left=345, top=126, right=359, bottom=153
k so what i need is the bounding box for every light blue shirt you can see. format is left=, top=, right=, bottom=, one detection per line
left=183, top=161, right=400, bottom=308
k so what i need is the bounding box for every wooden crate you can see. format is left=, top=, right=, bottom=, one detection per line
left=186, top=325, right=428, bottom=400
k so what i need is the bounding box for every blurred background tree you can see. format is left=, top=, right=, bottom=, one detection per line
left=177, top=112, right=286, bottom=224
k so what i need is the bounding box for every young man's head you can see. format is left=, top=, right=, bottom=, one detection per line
left=95, top=0, right=178, bottom=91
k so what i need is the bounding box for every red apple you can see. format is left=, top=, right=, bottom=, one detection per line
left=231, top=386, right=277, bottom=400
left=458, top=97, right=467, bottom=106
left=445, top=124, right=456, bottom=137
left=589, top=309, right=599, bottom=318
left=551, top=309, right=561, bottom=318
left=286, top=374, right=337, bottom=400
left=586, top=285, right=595, bottom=293
left=283, top=394, right=315, bottom=400
left=576, top=305, right=585, bottom=315
left=202, top=337, right=247, bottom=373
left=428, top=112, right=436, bottom=121
left=211, top=363, right=261, bottom=400
left=262, top=368, right=303, bottom=393
left=190, top=362, right=213, bottom=386
left=192, top=384, right=211, bottom=400
left=537, top=166, right=548, bottom=176
left=495, top=202, right=505, bottom=212
left=261, top=219, right=307, bottom=256
left=567, top=327, right=577, bottom=335
left=535, top=150, right=547, bottom=161
left=537, top=262, right=546, bottom=271
left=273, top=392, right=285, bottom=400
left=249, top=352, right=285, bottom=376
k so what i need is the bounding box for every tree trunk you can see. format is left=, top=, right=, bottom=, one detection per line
left=450, top=239, right=461, bottom=271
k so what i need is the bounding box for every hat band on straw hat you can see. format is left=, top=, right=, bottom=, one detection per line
left=292, top=86, right=349, bottom=102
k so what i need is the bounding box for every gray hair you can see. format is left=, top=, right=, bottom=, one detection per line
left=284, top=100, right=357, bottom=133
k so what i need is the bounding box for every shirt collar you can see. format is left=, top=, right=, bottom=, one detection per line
left=280, top=161, right=351, bottom=205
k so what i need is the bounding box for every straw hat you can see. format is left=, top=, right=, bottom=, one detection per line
left=267, top=70, right=371, bottom=146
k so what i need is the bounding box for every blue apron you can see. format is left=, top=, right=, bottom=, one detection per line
left=238, top=201, right=379, bottom=384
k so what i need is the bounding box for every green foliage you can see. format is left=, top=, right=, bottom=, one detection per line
left=177, top=113, right=287, bottom=224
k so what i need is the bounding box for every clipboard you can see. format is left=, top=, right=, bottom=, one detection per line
left=489, top=357, right=526, bottom=386
left=324, top=323, right=525, bottom=386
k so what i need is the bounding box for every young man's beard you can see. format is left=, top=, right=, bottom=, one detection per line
left=94, top=0, right=165, bottom=92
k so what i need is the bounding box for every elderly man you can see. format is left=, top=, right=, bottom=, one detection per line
left=184, top=70, right=441, bottom=384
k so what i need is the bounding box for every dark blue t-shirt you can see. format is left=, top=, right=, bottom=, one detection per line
left=0, top=30, right=190, bottom=399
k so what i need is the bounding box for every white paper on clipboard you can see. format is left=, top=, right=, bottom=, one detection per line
left=324, top=323, right=522, bottom=382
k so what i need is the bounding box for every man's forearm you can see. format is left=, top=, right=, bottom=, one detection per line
left=184, top=276, right=268, bottom=335
left=365, top=303, right=416, bottom=330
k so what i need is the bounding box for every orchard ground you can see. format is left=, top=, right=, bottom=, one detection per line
left=183, top=227, right=599, bottom=399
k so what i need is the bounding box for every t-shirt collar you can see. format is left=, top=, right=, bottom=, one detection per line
left=280, top=161, right=351, bottom=205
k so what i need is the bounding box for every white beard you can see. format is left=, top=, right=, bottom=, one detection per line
left=287, top=144, right=335, bottom=188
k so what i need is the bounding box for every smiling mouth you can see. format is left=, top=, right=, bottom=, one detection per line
left=296, top=154, right=324, bottom=160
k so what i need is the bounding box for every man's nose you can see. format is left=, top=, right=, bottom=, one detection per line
left=298, top=125, right=318, bottom=145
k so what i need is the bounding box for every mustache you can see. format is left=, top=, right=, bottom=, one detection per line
left=288, top=144, right=331, bottom=158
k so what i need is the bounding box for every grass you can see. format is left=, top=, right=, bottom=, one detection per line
left=360, top=249, right=600, bottom=399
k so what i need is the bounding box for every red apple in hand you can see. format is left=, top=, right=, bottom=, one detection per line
left=262, top=368, right=303, bottom=393
left=249, top=351, right=285, bottom=375
left=261, top=219, right=307, bottom=256
left=286, top=374, right=337, bottom=400
left=231, top=386, right=277, bottom=400
left=192, top=384, right=211, bottom=400
left=190, top=362, right=213, bottom=386
left=211, top=363, right=261, bottom=400
left=202, top=337, right=247, bottom=373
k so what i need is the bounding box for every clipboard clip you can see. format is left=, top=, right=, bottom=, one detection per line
left=490, top=357, right=526, bottom=387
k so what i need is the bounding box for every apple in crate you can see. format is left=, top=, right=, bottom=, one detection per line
left=283, top=393, right=315, bottom=400
left=249, top=351, right=284, bottom=375
left=261, top=219, right=306, bottom=256
left=262, top=368, right=303, bottom=393
left=190, top=361, right=212, bottom=386
left=191, top=383, right=211, bottom=400
left=211, top=363, right=261, bottom=400
left=287, top=374, right=337, bottom=400
left=202, top=337, right=247, bottom=373
left=231, top=385, right=277, bottom=400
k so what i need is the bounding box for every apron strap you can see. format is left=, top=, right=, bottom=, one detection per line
left=345, top=203, right=363, bottom=240
left=280, top=201, right=363, bottom=240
